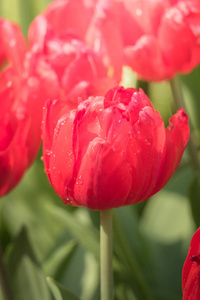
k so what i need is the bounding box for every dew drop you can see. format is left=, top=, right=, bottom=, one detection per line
left=63, top=198, right=72, bottom=205
left=45, top=150, right=52, bottom=157
left=68, top=150, right=73, bottom=156
left=63, top=194, right=74, bottom=205
left=45, top=168, right=51, bottom=173
left=78, top=175, right=83, bottom=185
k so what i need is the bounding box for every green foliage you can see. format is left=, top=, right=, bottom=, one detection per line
left=6, top=227, right=51, bottom=300
left=0, top=155, right=196, bottom=300
left=47, top=277, right=81, bottom=300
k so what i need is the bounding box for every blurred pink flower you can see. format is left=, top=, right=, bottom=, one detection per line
left=94, top=0, right=200, bottom=81
left=27, top=0, right=119, bottom=105
left=0, top=18, right=49, bottom=195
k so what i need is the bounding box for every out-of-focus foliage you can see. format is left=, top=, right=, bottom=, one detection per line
left=0, top=1, right=199, bottom=300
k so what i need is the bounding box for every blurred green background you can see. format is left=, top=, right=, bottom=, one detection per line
left=0, top=1, right=200, bottom=300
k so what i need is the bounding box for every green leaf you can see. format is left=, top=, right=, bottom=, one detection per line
left=45, top=205, right=100, bottom=259
left=113, top=207, right=154, bottom=300
left=6, top=227, right=51, bottom=300
left=43, top=240, right=78, bottom=279
left=140, top=190, right=195, bottom=243
left=47, top=277, right=80, bottom=300
left=113, top=194, right=194, bottom=300
left=1, top=160, right=100, bottom=299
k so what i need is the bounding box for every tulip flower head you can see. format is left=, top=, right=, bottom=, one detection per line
left=42, top=86, right=189, bottom=210
left=27, top=0, right=118, bottom=104
left=0, top=18, right=48, bottom=196
left=94, top=0, right=200, bottom=81
left=182, top=227, right=200, bottom=300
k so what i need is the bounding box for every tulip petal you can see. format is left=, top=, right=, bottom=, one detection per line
left=92, top=0, right=124, bottom=81
left=125, top=106, right=166, bottom=204
left=124, top=36, right=171, bottom=81
left=0, top=19, right=27, bottom=74
left=43, top=0, right=93, bottom=40
left=182, top=227, right=200, bottom=300
left=73, top=137, right=132, bottom=210
left=43, top=99, right=75, bottom=188
left=150, top=108, right=189, bottom=196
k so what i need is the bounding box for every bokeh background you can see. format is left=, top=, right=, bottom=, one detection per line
left=0, top=1, right=200, bottom=299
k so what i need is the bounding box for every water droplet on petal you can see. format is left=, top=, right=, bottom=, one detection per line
left=45, top=150, right=52, bottom=157
left=45, top=167, right=51, bottom=173
left=63, top=194, right=74, bottom=205
left=78, top=175, right=83, bottom=185
left=68, top=150, right=73, bottom=156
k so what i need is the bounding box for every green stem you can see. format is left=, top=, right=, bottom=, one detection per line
left=100, top=209, right=113, bottom=300
left=169, top=76, right=200, bottom=172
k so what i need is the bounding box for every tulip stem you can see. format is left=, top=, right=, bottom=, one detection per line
left=169, top=76, right=200, bottom=171
left=100, top=209, right=113, bottom=300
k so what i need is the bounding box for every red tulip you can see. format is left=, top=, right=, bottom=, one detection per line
left=182, top=228, right=200, bottom=300
left=0, top=18, right=50, bottom=196
left=42, top=86, right=189, bottom=210
left=27, top=0, right=118, bottom=103
left=94, top=0, right=200, bottom=81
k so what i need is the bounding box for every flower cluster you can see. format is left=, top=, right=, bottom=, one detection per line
left=0, top=0, right=192, bottom=201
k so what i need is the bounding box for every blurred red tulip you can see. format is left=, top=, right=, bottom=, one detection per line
left=94, top=0, right=200, bottom=81
left=42, top=86, right=189, bottom=210
left=27, top=0, right=118, bottom=104
left=182, top=227, right=200, bottom=300
left=0, top=18, right=50, bottom=196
